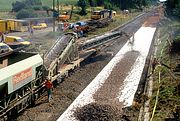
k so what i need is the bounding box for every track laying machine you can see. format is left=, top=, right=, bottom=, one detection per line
left=0, top=29, right=123, bottom=120
left=0, top=33, right=81, bottom=120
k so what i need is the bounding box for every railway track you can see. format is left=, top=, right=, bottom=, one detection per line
left=6, top=11, right=154, bottom=121
left=58, top=10, right=161, bottom=121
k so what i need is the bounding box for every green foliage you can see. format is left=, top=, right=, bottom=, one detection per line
left=16, top=9, right=37, bottom=19
left=166, top=0, right=180, bottom=17
left=151, top=17, right=180, bottom=120
left=77, top=0, right=88, bottom=15
left=84, top=0, right=153, bottom=10
left=0, top=0, right=78, bottom=10
left=32, top=5, right=42, bottom=10
left=42, top=6, right=50, bottom=10
left=174, top=36, right=180, bottom=43
left=88, top=0, right=96, bottom=7
left=95, top=0, right=104, bottom=6
left=171, top=35, right=180, bottom=52
left=11, top=0, right=46, bottom=18
left=166, top=0, right=179, bottom=8
left=173, top=3, right=180, bottom=17
left=26, top=0, right=42, bottom=6
left=104, top=2, right=113, bottom=10
left=74, top=15, right=80, bottom=21
left=12, top=1, right=26, bottom=12
left=12, top=0, right=42, bottom=12
left=151, top=65, right=180, bottom=120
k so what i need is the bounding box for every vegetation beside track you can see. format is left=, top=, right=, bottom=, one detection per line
left=150, top=17, right=180, bottom=120
left=89, top=12, right=140, bottom=35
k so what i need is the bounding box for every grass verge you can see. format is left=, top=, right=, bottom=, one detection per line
left=150, top=17, right=180, bottom=121
left=87, top=12, right=140, bottom=37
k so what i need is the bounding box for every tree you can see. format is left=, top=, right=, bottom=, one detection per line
left=78, top=0, right=88, bottom=15
left=42, top=6, right=50, bottom=11
left=166, top=0, right=178, bottom=8
left=166, top=0, right=180, bottom=17
left=173, top=3, right=180, bottom=17
left=88, top=0, right=95, bottom=7
left=12, top=0, right=42, bottom=12
left=95, top=0, right=104, bottom=6
left=12, top=1, right=26, bottom=12
left=16, top=9, right=37, bottom=19
left=25, top=0, right=42, bottom=6
left=85, top=0, right=154, bottom=11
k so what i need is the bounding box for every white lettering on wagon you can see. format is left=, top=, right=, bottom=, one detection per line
left=13, top=68, right=32, bottom=89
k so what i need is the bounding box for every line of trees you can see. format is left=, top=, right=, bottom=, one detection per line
left=12, top=0, right=43, bottom=12
left=12, top=0, right=49, bottom=19
left=78, top=0, right=158, bottom=15
left=92, top=0, right=152, bottom=9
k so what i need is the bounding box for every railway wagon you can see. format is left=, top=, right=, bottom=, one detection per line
left=0, top=33, right=80, bottom=120
left=0, top=52, right=44, bottom=120
left=4, top=36, right=31, bottom=50
left=0, top=20, right=7, bottom=33
left=6, top=19, right=29, bottom=32
left=0, top=19, right=29, bottom=33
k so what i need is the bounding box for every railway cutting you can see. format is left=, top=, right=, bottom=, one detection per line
left=0, top=5, right=164, bottom=121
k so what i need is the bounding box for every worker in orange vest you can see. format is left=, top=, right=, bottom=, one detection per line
left=44, top=78, right=53, bottom=102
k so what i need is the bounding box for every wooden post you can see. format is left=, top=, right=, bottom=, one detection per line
left=57, top=0, right=60, bottom=23
left=53, top=0, right=55, bottom=32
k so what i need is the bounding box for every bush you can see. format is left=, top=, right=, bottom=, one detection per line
left=12, top=1, right=26, bottom=12
left=104, top=2, right=112, bottom=9
left=33, top=5, right=42, bottom=10
left=171, top=36, right=180, bottom=53
left=16, top=9, right=38, bottom=19
left=26, top=0, right=42, bottom=6
left=77, top=0, right=88, bottom=15
left=174, top=36, right=180, bottom=43
left=42, top=6, right=50, bottom=11
left=173, top=4, right=180, bottom=17
left=104, top=2, right=119, bottom=11
left=74, top=15, right=80, bottom=21
left=12, top=0, right=42, bottom=12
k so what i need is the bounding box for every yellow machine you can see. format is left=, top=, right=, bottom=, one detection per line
left=32, top=23, right=47, bottom=30
left=4, top=36, right=31, bottom=49
left=47, top=9, right=71, bottom=22
left=0, top=20, right=7, bottom=33
left=58, top=12, right=70, bottom=21
left=0, top=19, right=30, bottom=33
left=91, top=10, right=116, bottom=20
left=7, top=19, right=29, bottom=32
left=91, top=11, right=102, bottom=20
left=0, top=42, right=13, bottom=58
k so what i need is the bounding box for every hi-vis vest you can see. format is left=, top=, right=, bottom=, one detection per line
left=45, top=81, right=53, bottom=89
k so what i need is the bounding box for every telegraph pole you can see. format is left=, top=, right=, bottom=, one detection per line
left=57, top=0, right=60, bottom=23
left=53, top=0, right=55, bottom=32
